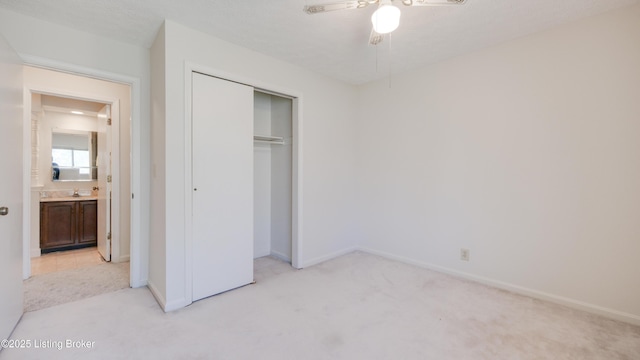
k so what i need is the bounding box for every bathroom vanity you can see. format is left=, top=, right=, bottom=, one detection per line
left=40, top=197, right=98, bottom=253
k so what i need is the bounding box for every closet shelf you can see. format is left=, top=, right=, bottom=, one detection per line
left=254, top=135, right=285, bottom=145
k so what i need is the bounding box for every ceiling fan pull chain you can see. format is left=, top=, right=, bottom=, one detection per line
left=376, top=38, right=379, bottom=74
left=388, top=33, right=392, bottom=89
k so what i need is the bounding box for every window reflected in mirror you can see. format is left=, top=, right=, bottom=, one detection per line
left=52, top=131, right=98, bottom=181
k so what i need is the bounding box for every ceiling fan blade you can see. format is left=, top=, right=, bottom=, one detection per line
left=401, top=0, right=467, bottom=6
left=369, top=28, right=385, bottom=46
left=304, top=1, right=377, bottom=14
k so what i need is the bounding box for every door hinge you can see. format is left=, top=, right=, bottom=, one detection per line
left=107, top=232, right=111, bottom=240
left=107, top=118, right=112, bottom=126
left=107, top=175, right=112, bottom=183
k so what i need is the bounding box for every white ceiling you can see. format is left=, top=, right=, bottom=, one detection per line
left=0, top=0, right=637, bottom=85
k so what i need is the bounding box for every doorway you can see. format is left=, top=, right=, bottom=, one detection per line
left=22, top=66, right=133, bottom=310
left=30, top=95, right=111, bottom=258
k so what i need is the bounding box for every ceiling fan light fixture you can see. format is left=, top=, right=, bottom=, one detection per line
left=371, top=4, right=401, bottom=34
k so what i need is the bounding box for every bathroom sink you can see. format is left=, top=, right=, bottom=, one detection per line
left=40, top=194, right=98, bottom=202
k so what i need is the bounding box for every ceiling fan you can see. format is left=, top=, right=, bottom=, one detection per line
left=304, top=0, right=467, bottom=45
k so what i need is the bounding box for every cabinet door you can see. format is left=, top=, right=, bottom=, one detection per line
left=77, top=201, right=98, bottom=244
left=192, top=72, right=254, bottom=301
left=40, top=202, right=76, bottom=250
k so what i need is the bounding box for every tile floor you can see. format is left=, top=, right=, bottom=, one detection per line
left=31, top=247, right=105, bottom=276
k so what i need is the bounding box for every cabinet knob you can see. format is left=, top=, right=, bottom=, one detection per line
left=0, top=206, right=8, bottom=216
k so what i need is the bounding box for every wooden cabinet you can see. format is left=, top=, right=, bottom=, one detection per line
left=40, top=200, right=97, bottom=253
left=77, top=201, right=98, bottom=244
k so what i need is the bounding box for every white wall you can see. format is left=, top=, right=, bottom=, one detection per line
left=254, top=92, right=273, bottom=258
left=150, top=20, right=359, bottom=310
left=356, top=4, right=640, bottom=324
left=270, top=96, right=293, bottom=261
left=149, top=23, right=166, bottom=301
left=0, top=10, right=150, bottom=284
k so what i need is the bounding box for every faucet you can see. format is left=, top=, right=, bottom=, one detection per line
left=73, top=188, right=80, bottom=197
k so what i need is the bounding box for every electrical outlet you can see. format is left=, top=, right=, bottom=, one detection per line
left=460, top=248, right=470, bottom=261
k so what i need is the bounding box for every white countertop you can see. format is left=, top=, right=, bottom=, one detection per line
left=40, top=196, right=98, bottom=202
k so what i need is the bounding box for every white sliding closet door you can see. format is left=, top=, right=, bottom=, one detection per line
left=192, top=72, right=254, bottom=301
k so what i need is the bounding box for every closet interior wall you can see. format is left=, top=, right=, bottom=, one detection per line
left=253, top=91, right=292, bottom=262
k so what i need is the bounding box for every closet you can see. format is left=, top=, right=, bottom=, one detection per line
left=191, top=72, right=294, bottom=302
left=253, top=92, right=293, bottom=262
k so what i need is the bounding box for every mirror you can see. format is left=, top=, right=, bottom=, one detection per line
left=51, top=130, right=98, bottom=182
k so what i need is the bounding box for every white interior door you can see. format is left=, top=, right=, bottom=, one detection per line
left=97, top=104, right=111, bottom=261
left=192, top=72, right=254, bottom=301
left=0, top=34, right=24, bottom=341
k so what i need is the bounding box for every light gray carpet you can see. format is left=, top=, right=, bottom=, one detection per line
left=4, top=252, right=639, bottom=359
left=23, top=262, right=130, bottom=312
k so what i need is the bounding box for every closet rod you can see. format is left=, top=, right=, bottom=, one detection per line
left=254, top=135, right=285, bottom=145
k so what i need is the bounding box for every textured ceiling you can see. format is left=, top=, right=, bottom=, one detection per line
left=0, top=0, right=637, bottom=84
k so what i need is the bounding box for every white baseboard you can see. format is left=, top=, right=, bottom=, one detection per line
left=357, top=247, right=640, bottom=327
left=254, top=249, right=270, bottom=259
left=130, top=278, right=147, bottom=289
left=269, top=250, right=291, bottom=263
left=164, top=297, right=189, bottom=312
left=300, top=246, right=358, bottom=268
left=147, top=280, right=166, bottom=311
left=113, top=255, right=130, bottom=263
left=30, top=248, right=41, bottom=258
left=146, top=280, right=164, bottom=309
left=147, top=280, right=190, bottom=312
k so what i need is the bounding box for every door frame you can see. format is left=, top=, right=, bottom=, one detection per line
left=20, top=55, right=144, bottom=288
left=96, top=103, right=113, bottom=262
left=183, top=62, right=304, bottom=305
